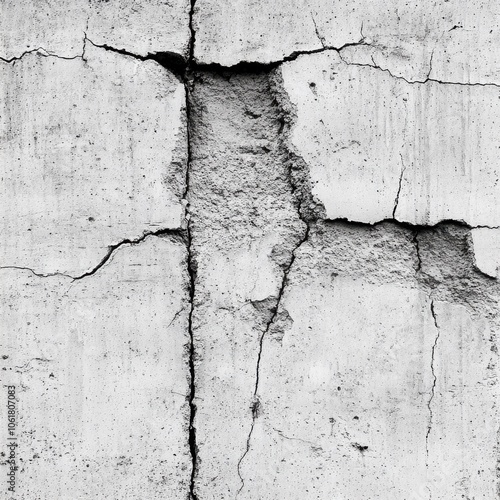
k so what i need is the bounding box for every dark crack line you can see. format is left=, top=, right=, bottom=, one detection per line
left=0, top=47, right=83, bottom=64
left=338, top=50, right=500, bottom=89
left=185, top=1, right=198, bottom=498
left=192, top=40, right=368, bottom=73
left=322, top=216, right=500, bottom=232
left=413, top=231, right=422, bottom=273
left=0, top=229, right=183, bottom=281
left=426, top=300, right=440, bottom=465
left=311, top=13, right=326, bottom=48
left=236, top=223, right=310, bottom=497
left=73, top=228, right=183, bottom=281
left=392, top=154, right=407, bottom=218
left=0, top=266, right=72, bottom=280
left=84, top=36, right=186, bottom=79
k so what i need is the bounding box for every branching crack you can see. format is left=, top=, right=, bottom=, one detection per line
left=426, top=300, right=440, bottom=464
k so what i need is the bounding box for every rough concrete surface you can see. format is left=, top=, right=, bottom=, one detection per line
left=1, top=2, right=499, bottom=500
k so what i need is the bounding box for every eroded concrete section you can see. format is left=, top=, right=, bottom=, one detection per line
left=194, top=0, right=500, bottom=84
left=188, top=71, right=304, bottom=498
left=0, top=236, right=191, bottom=498
left=0, top=0, right=190, bottom=61
left=279, top=50, right=500, bottom=226
left=0, top=44, right=186, bottom=276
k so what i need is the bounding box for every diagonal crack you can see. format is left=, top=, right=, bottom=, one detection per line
left=73, top=228, right=183, bottom=280
left=83, top=36, right=186, bottom=79
left=392, top=154, right=407, bottom=219
left=310, top=13, right=326, bottom=48
left=0, top=228, right=184, bottom=282
left=235, top=90, right=313, bottom=491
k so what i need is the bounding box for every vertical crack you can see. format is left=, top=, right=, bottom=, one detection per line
left=392, top=154, right=406, bottom=219
left=236, top=223, right=310, bottom=497
left=236, top=92, right=312, bottom=494
left=413, top=230, right=422, bottom=273
left=426, top=300, right=440, bottom=465
left=185, top=1, right=198, bottom=499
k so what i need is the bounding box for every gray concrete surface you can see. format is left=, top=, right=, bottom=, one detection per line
left=1, top=2, right=499, bottom=499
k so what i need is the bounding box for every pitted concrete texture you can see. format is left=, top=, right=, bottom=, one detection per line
left=194, top=0, right=500, bottom=84
left=280, top=50, right=500, bottom=226
left=0, top=236, right=191, bottom=498
left=0, top=0, right=190, bottom=60
left=0, top=44, right=186, bottom=276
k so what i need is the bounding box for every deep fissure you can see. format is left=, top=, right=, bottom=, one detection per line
left=185, top=1, right=199, bottom=498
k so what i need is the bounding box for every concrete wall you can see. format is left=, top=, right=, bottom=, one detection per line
left=1, top=2, right=499, bottom=499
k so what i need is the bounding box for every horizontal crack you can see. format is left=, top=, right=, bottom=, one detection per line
left=0, top=47, right=83, bottom=64
left=321, top=216, right=500, bottom=232
left=1, top=35, right=186, bottom=79
left=338, top=50, right=500, bottom=89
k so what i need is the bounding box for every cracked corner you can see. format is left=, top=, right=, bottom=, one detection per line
left=426, top=299, right=440, bottom=464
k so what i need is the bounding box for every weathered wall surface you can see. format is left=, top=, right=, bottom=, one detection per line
left=1, top=2, right=499, bottom=500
